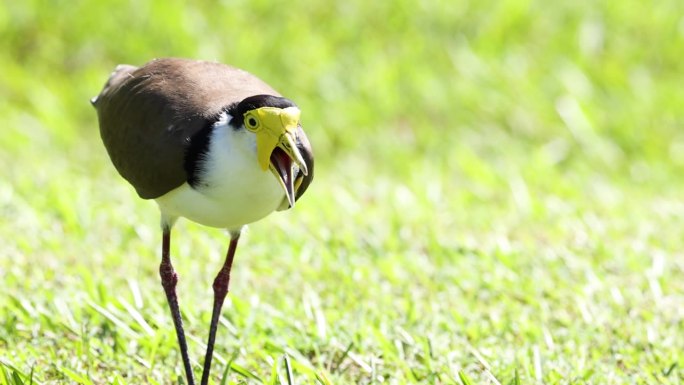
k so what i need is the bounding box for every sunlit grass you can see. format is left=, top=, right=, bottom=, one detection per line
left=1, top=0, right=684, bottom=384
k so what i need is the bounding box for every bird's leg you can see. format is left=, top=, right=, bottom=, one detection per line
left=200, top=231, right=241, bottom=385
left=160, top=227, right=196, bottom=385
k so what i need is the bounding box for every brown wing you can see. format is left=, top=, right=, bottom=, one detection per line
left=92, top=58, right=280, bottom=199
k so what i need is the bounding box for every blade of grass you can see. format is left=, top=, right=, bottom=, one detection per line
left=219, top=351, right=240, bottom=385
left=283, top=355, right=294, bottom=385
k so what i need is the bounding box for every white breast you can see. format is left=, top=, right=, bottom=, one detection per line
left=155, top=116, right=285, bottom=230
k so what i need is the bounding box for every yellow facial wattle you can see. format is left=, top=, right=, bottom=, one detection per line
left=243, top=106, right=301, bottom=171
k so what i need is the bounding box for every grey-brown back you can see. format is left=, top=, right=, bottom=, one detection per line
left=93, top=58, right=280, bottom=199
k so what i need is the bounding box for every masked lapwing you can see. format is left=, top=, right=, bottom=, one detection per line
left=92, top=58, right=314, bottom=385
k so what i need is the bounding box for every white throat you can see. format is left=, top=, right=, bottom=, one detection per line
left=155, top=113, right=286, bottom=229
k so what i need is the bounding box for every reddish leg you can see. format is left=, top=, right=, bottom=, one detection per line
left=200, top=232, right=241, bottom=385
left=160, top=227, right=196, bottom=385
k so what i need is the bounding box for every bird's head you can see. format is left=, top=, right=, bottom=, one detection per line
left=231, top=95, right=313, bottom=209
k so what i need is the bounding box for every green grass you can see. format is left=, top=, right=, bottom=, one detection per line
left=1, top=0, right=684, bottom=384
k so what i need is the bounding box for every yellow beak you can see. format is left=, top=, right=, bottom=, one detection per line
left=245, top=106, right=308, bottom=207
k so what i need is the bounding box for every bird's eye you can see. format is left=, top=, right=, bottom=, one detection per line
left=244, top=113, right=260, bottom=131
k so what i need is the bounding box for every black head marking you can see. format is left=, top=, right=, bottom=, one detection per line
left=184, top=95, right=298, bottom=189
left=226, top=95, right=297, bottom=129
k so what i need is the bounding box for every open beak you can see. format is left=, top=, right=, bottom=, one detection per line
left=269, top=132, right=308, bottom=208
left=251, top=106, right=308, bottom=208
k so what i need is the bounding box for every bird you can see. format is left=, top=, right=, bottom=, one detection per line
left=91, top=58, right=314, bottom=385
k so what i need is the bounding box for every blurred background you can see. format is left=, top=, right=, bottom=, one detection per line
left=1, top=0, right=683, bottom=383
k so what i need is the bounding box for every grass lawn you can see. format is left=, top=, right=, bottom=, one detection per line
left=1, top=0, right=683, bottom=384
